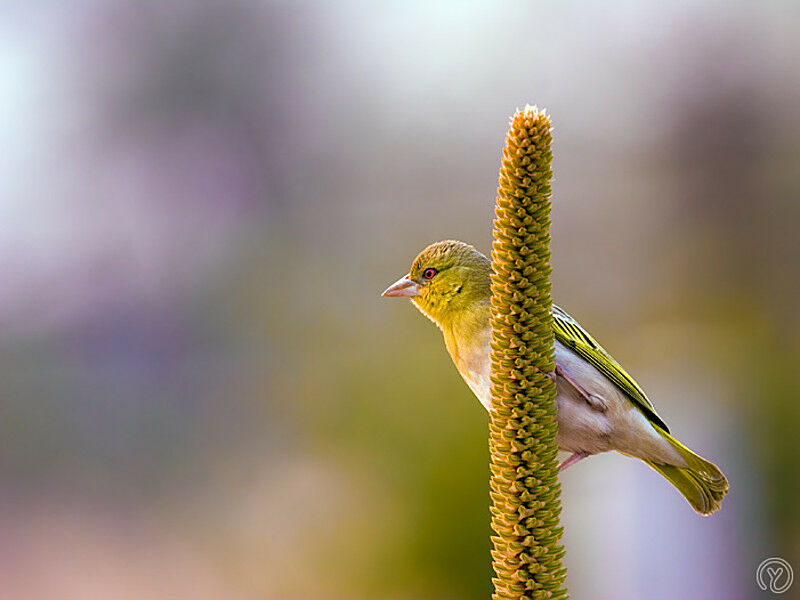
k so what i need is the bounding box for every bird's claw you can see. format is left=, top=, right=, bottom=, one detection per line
left=560, top=452, right=589, bottom=470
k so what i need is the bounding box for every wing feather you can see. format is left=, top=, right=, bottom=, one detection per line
left=551, top=304, right=670, bottom=433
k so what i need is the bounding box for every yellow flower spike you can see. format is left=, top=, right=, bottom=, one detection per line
left=488, top=106, right=567, bottom=600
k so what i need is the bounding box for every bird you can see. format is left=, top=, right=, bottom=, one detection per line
left=381, top=239, right=728, bottom=515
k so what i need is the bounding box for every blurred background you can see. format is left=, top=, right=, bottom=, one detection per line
left=1, top=2, right=798, bottom=599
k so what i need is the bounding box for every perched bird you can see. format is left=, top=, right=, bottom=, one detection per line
left=382, top=240, right=728, bottom=515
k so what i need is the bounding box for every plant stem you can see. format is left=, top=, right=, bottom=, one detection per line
left=488, top=106, right=567, bottom=600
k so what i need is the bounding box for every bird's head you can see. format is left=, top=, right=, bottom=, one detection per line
left=382, top=240, right=491, bottom=328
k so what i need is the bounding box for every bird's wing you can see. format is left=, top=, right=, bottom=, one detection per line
left=551, top=304, right=670, bottom=433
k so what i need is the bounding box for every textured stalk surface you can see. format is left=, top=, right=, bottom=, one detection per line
left=488, top=106, right=567, bottom=600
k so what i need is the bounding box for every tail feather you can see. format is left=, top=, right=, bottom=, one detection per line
left=645, top=430, right=729, bottom=516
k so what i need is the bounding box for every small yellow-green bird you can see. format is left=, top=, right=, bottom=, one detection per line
left=382, top=240, right=728, bottom=515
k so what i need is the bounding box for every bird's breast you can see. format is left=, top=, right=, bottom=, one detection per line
left=444, top=329, right=493, bottom=411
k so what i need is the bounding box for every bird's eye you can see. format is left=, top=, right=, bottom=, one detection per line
left=422, top=268, right=438, bottom=280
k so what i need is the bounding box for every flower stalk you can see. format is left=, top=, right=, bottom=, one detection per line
left=488, top=106, right=567, bottom=600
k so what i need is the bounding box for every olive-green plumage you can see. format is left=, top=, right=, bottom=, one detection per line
left=383, top=239, right=729, bottom=516
left=410, top=240, right=491, bottom=321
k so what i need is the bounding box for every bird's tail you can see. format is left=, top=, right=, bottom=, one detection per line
left=645, top=429, right=729, bottom=516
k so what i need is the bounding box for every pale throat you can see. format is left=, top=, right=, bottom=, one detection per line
left=441, top=303, right=492, bottom=376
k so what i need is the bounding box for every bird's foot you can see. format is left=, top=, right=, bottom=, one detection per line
left=555, top=365, right=608, bottom=412
left=560, top=452, right=589, bottom=471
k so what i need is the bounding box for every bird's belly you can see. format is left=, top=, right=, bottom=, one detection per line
left=460, top=339, right=679, bottom=463
left=553, top=341, right=681, bottom=463
left=553, top=341, right=616, bottom=454
left=554, top=383, right=615, bottom=454
left=462, top=356, right=617, bottom=453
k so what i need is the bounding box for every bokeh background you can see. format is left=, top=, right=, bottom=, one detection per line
left=2, top=2, right=799, bottom=599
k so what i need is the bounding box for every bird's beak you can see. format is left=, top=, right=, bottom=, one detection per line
left=381, top=275, right=419, bottom=298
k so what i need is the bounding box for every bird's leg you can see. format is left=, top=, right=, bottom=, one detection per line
left=555, top=365, right=608, bottom=411
left=560, top=452, right=589, bottom=471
